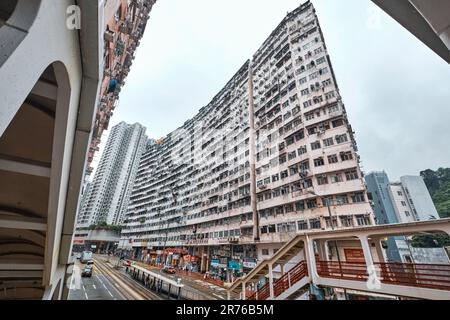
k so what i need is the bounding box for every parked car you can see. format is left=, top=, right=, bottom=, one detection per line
left=76, top=252, right=82, bottom=259
left=86, top=260, right=94, bottom=267
left=81, top=265, right=93, bottom=277
left=162, top=266, right=176, bottom=274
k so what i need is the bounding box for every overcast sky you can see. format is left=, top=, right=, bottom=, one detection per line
left=95, top=0, right=450, bottom=181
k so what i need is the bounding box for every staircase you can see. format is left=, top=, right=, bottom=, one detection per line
left=247, top=261, right=310, bottom=300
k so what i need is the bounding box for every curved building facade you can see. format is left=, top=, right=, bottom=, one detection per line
left=121, top=2, right=374, bottom=277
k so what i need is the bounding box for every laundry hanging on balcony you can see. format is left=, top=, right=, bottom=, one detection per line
left=108, top=79, right=118, bottom=93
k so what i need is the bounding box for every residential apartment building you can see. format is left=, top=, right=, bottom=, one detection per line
left=120, top=1, right=374, bottom=277
left=86, top=0, right=157, bottom=175
left=366, top=171, right=442, bottom=262
left=77, top=122, right=147, bottom=231
left=395, top=175, right=440, bottom=221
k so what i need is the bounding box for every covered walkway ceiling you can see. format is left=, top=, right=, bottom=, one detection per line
left=372, top=0, right=450, bottom=63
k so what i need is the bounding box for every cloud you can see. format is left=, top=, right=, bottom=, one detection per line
left=104, top=0, right=450, bottom=180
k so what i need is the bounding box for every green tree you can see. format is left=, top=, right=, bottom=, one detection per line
left=420, top=168, right=450, bottom=218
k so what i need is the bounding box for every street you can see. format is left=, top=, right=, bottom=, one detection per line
left=68, top=255, right=233, bottom=300
left=68, top=256, right=162, bottom=300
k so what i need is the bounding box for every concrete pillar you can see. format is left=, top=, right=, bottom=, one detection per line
left=268, top=263, right=274, bottom=299
left=359, top=235, right=375, bottom=267
left=316, top=240, right=327, bottom=261
left=280, top=264, right=285, bottom=275
left=241, top=281, right=247, bottom=300
left=372, top=237, right=386, bottom=263
left=226, top=290, right=231, bottom=300
left=304, top=237, right=318, bottom=283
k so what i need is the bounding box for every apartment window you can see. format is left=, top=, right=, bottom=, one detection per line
left=303, top=179, right=313, bottom=189
left=328, top=154, right=338, bottom=164
left=301, top=88, right=310, bottom=96
left=325, top=217, right=338, bottom=229
left=304, top=100, right=312, bottom=108
left=298, top=220, right=308, bottom=230
left=313, top=95, right=323, bottom=104
left=405, top=211, right=411, bottom=217
left=307, top=199, right=317, bottom=209
left=316, top=57, right=326, bottom=65
left=305, top=112, right=314, bottom=121
left=298, top=146, right=307, bottom=156
left=332, top=119, right=344, bottom=128
left=330, top=174, right=343, bottom=183
left=397, top=191, right=403, bottom=196
left=336, top=134, right=348, bottom=144
left=294, top=130, right=305, bottom=141
left=314, top=47, right=323, bottom=55
left=311, top=141, right=321, bottom=150
left=288, top=151, right=297, bottom=161
left=285, top=204, right=294, bottom=213
left=309, top=72, right=319, bottom=80
left=272, top=174, right=280, bottom=182
left=340, top=151, right=353, bottom=161
left=317, top=175, right=328, bottom=185
left=273, top=189, right=281, bottom=198
left=351, top=192, right=365, bottom=203
left=262, top=249, right=269, bottom=256
left=295, top=201, right=305, bottom=211
left=340, top=216, right=354, bottom=227
left=345, top=170, right=359, bottom=181
left=286, top=136, right=295, bottom=146
left=336, top=195, right=349, bottom=205
left=299, top=77, right=307, bottom=85
left=322, top=79, right=332, bottom=87
left=319, top=67, right=329, bottom=75
left=314, top=157, right=325, bottom=167
left=401, top=201, right=407, bottom=207
left=323, top=137, right=334, bottom=147
left=356, top=215, right=371, bottom=226
left=325, top=91, right=336, bottom=100
left=309, top=218, right=321, bottom=229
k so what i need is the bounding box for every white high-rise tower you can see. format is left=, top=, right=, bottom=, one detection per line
left=77, top=122, right=147, bottom=228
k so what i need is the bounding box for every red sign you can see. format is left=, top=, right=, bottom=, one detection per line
left=190, top=256, right=200, bottom=262
left=73, top=239, right=85, bottom=245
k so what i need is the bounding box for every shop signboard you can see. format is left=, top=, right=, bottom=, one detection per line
left=243, top=260, right=257, bottom=269
left=228, top=260, right=241, bottom=271
left=210, top=259, right=220, bottom=267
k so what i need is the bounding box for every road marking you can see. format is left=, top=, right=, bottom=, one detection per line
left=213, top=293, right=225, bottom=300
left=82, top=285, right=88, bottom=300
left=95, top=275, right=114, bottom=298
left=98, top=272, right=127, bottom=300
left=93, top=284, right=97, bottom=290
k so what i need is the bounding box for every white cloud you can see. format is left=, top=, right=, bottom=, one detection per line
left=102, top=0, right=450, bottom=180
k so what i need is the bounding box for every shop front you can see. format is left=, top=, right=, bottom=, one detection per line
left=182, top=254, right=201, bottom=272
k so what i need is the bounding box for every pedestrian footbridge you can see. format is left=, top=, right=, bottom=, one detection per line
left=227, top=219, right=450, bottom=300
